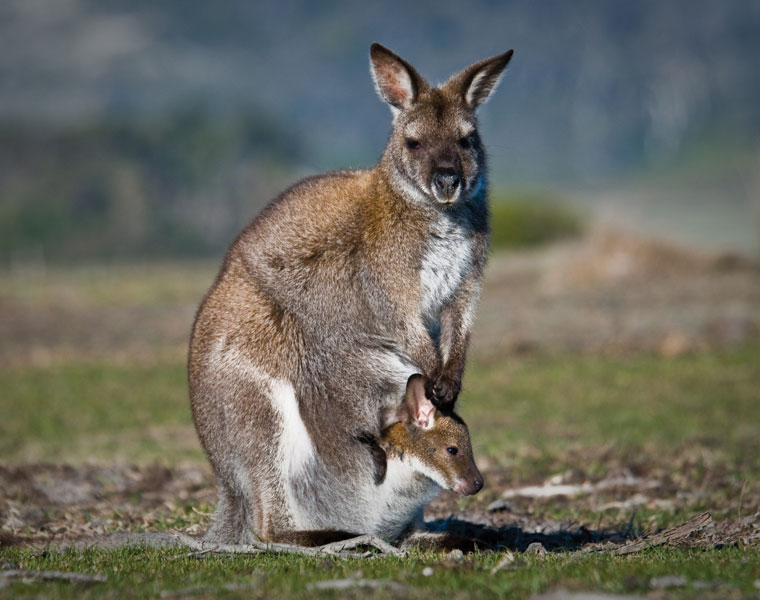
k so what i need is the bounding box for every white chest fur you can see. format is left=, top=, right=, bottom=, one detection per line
left=363, top=456, right=440, bottom=540
left=419, top=216, right=473, bottom=323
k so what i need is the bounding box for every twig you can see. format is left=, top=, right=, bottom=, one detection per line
left=0, top=570, right=107, bottom=584
left=738, top=479, right=748, bottom=519
left=615, top=512, right=713, bottom=555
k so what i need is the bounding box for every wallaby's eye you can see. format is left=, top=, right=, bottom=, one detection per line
left=406, top=139, right=422, bottom=150
left=446, top=446, right=458, bottom=456
left=458, top=136, right=472, bottom=150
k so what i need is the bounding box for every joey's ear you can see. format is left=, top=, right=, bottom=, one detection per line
left=369, top=43, right=428, bottom=113
left=405, top=375, right=435, bottom=429
left=446, top=49, right=514, bottom=109
left=380, top=404, right=408, bottom=429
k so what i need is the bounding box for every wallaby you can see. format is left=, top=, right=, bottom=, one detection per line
left=378, top=375, right=482, bottom=496
left=274, top=375, right=482, bottom=545
left=189, top=43, right=513, bottom=543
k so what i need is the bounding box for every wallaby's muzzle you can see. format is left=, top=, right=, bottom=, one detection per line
left=454, top=465, right=484, bottom=496
left=432, top=168, right=462, bottom=203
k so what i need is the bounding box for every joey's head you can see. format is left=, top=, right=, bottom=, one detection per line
left=370, top=43, right=513, bottom=207
left=382, top=375, right=483, bottom=496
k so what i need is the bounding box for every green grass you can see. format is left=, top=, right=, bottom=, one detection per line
left=1, top=546, right=758, bottom=599
left=3, top=346, right=757, bottom=473
left=489, top=191, right=583, bottom=250
left=0, top=363, right=201, bottom=463
left=463, top=346, right=760, bottom=464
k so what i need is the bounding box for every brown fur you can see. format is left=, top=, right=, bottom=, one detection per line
left=189, top=43, right=512, bottom=543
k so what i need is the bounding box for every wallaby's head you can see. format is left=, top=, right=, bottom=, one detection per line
left=382, top=375, right=483, bottom=495
left=370, top=43, right=513, bottom=207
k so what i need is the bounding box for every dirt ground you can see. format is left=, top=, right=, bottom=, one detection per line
left=1, top=460, right=757, bottom=553
left=1, top=226, right=758, bottom=368
left=473, top=227, right=760, bottom=359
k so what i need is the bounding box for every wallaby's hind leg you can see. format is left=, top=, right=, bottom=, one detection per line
left=195, top=373, right=285, bottom=545
left=204, top=479, right=256, bottom=545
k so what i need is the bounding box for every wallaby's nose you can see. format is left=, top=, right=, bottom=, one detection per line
left=456, top=474, right=483, bottom=496
left=433, top=169, right=461, bottom=198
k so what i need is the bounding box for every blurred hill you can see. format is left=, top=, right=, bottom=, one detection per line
left=2, top=0, right=759, bottom=177
left=0, top=0, right=758, bottom=261
left=0, top=108, right=303, bottom=262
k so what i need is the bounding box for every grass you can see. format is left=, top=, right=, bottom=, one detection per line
left=0, top=363, right=201, bottom=464
left=1, top=545, right=758, bottom=598
left=1, top=336, right=759, bottom=597
left=464, top=346, right=760, bottom=465
left=2, top=346, right=758, bottom=474
left=489, top=191, right=583, bottom=250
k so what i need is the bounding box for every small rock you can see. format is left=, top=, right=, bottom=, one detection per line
left=446, top=549, right=464, bottom=562
left=487, top=499, right=514, bottom=513
left=692, top=581, right=721, bottom=590
left=526, top=542, right=547, bottom=557
left=1, top=562, right=17, bottom=571
left=650, top=575, right=687, bottom=588
left=422, top=567, right=433, bottom=577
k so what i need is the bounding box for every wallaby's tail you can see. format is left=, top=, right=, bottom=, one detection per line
left=269, top=529, right=360, bottom=547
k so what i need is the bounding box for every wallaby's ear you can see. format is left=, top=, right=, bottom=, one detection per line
left=405, top=374, right=435, bottom=429
left=446, top=49, right=514, bottom=109
left=369, top=43, right=428, bottom=113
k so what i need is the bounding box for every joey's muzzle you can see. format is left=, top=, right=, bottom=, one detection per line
left=454, top=466, right=484, bottom=496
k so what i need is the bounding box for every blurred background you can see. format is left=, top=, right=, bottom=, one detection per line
left=1, top=0, right=759, bottom=265
left=1, top=0, right=760, bottom=551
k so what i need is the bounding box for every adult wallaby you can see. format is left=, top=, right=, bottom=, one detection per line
left=189, top=43, right=512, bottom=543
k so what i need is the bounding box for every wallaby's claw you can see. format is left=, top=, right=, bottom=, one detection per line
left=426, top=374, right=461, bottom=409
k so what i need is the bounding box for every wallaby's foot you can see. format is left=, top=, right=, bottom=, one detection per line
left=317, top=534, right=405, bottom=557
left=173, top=531, right=405, bottom=558
left=202, top=526, right=258, bottom=546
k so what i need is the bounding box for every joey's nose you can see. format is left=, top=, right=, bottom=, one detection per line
left=433, top=169, right=461, bottom=198
left=457, top=475, right=483, bottom=496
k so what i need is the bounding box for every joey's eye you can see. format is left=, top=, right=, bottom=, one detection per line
left=458, top=136, right=472, bottom=150
left=406, top=139, right=422, bottom=150
left=446, top=446, right=459, bottom=456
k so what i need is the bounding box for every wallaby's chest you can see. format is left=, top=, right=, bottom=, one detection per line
left=419, top=217, right=473, bottom=321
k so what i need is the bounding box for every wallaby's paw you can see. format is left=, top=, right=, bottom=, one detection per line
left=426, top=374, right=461, bottom=409
left=355, top=432, right=388, bottom=484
